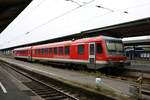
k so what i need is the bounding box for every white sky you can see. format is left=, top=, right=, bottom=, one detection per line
left=0, top=0, right=150, bottom=49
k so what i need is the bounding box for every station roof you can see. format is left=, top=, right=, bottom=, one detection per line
left=123, top=38, right=150, bottom=46
left=1, top=17, right=150, bottom=50
left=82, top=17, right=150, bottom=38
left=0, top=0, right=32, bottom=33
left=0, top=0, right=150, bottom=50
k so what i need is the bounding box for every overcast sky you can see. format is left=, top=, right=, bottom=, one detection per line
left=0, top=0, right=150, bottom=49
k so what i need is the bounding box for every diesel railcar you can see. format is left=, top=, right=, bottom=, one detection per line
left=13, top=35, right=127, bottom=69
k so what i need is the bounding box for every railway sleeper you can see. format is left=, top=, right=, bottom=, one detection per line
left=23, top=82, right=43, bottom=87
left=40, top=93, right=63, bottom=98
left=44, top=95, right=67, bottom=100
left=36, top=91, right=59, bottom=95
left=29, top=86, right=51, bottom=89
left=27, top=87, right=52, bottom=91
left=33, top=89, right=56, bottom=93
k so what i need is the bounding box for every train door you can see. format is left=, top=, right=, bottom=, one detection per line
left=28, top=47, right=32, bottom=61
left=89, top=42, right=96, bottom=64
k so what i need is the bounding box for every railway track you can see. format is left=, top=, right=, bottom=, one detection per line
left=0, top=62, right=79, bottom=100
left=24, top=81, right=76, bottom=100
left=0, top=61, right=114, bottom=100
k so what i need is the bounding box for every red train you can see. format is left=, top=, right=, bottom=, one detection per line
left=13, top=35, right=127, bottom=69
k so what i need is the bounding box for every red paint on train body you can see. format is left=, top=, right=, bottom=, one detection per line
left=13, top=35, right=128, bottom=69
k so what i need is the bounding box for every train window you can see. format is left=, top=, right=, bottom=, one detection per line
left=116, top=43, right=123, bottom=52
left=32, top=50, right=34, bottom=54
left=78, top=45, right=84, bottom=55
left=90, top=44, right=95, bottom=55
left=39, top=49, right=41, bottom=54
left=96, top=43, right=102, bottom=54
left=54, top=47, right=58, bottom=55
left=65, top=46, right=70, bottom=55
left=106, top=41, right=116, bottom=51
left=59, top=47, right=63, bottom=55
left=35, top=49, right=38, bottom=54
left=106, top=40, right=123, bottom=52
left=49, top=48, right=52, bottom=54
left=45, top=48, right=49, bottom=54
left=42, top=48, right=45, bottom=55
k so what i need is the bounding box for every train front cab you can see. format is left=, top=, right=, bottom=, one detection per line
left=87, top=36, right=127, bottom=70
left=105, top=39, right=127, bottom=67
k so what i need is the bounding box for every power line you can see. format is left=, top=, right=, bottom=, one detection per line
left=65, top=0, right=82, bottom=6
left=96, top=1, right=150, bottom=14
left=36, top=0, right=48, bottom=7
left=26, top=0, right=95, bottom=33
left=96, top=5, right=114, bottom=12
left=18, top=0, right=48, bottom=21
left=1, top=0, right=95, bottom=46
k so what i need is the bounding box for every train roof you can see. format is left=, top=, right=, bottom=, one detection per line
left=102, top=36, right=122, bottom=41
left=13, top=46, right=32, bottom=51
left=32, top=41, right=72, bottom=49
left=14, top=35, right=122, bottom=50
left=73, top=35, right=122, bottom=44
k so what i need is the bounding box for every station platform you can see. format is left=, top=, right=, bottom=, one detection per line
left=125, top=60, right=150, bottom=73
left=0, top=64, right=31, bottom=100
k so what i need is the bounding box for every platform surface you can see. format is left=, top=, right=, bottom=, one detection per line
left=0, top=65, right=32, bottom=100
left=125, top=60, right=150, bottom=73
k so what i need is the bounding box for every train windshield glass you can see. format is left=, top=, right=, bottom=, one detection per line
left=106, top=40, right=124, bottom=56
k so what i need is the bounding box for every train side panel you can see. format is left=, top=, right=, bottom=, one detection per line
left=13, top=35, right=128, bottom=70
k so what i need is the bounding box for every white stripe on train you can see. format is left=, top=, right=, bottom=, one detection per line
left=14, top=56, right=108, bottom=64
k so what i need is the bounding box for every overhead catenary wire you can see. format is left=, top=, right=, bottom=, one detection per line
left=26, top=0, right=95, bottom=33
left=0, top=0, right=95, bottom=47
left=96, top=1, right=150, bottom=14
left=65, top=0, right=82, bottom=6
left=19, top=0, right=150, bottom=35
